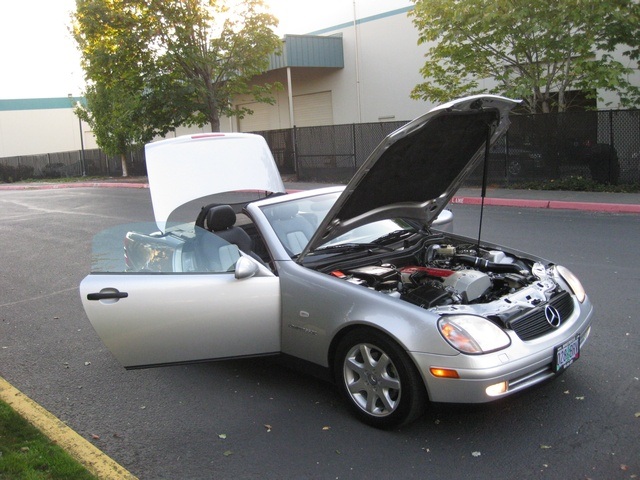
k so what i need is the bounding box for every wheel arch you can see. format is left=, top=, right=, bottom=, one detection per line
left=327, top=323, right=430, bottom=401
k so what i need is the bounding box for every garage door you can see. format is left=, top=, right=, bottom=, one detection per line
left=238, top=90, right=333, bottom=131
left=237, top=101, right=272, bottom=132
left=293, top=91, right=333, bottom=127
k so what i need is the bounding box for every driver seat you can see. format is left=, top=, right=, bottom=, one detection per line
left=204, top=205, right=253, bottom=255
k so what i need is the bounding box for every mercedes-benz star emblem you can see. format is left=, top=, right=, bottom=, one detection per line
left=544, top=305, right=562, bottom=328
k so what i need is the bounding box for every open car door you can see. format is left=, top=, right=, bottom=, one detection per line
left=80, top=223, right=280, bottom=369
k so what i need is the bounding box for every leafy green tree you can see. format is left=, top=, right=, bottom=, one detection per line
left=150, top=0, right=282, bottom=131
left=73, top=0, right=186, bottom=175
left=75, top=84, right=136, bottom=177
left=409, top=0, right=640, bottom=113
left=72, top=0, right=281, bottom=175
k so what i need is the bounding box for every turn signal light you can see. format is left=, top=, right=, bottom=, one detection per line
left=430, top=367, right=460, bottom=379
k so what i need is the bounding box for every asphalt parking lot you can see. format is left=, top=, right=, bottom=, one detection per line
left=1, top=185, right=639, bottom=479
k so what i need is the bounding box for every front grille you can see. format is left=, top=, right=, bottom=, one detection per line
left=508, top=291, right=575, bottom=341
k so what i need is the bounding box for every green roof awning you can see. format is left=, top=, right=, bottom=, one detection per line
left=268, top=34, right=344, bottom=70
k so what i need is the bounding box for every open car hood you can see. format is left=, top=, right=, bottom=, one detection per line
left=145, top=133, right=286, bottom=231
left=299, top=95, right=519, bottom=259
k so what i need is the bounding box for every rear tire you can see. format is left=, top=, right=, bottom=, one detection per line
left=334, top=329, right=427, bottom=429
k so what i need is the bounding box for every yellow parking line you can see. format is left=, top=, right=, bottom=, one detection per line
left=0, top=376, right=138, bottom=480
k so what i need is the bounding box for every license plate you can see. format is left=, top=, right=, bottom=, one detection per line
left=553, top=335, right=580, bottom=373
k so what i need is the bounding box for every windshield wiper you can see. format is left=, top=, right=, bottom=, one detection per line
left=372, top=229, right=416, bottom=245
left=312, top=242, right=395, bottom=254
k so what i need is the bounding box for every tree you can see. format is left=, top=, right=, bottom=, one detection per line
left=73, top=0, right=188, bottom=175
left=409, top=0, right=640, bottom=113
left=72, top=0, right=281, bottom=175
left=150, top=0, right=282, bottom=131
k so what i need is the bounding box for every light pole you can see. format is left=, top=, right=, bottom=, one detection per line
left=68, top=94, right=86, bottom=176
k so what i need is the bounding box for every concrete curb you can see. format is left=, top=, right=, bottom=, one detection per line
left=450, top=195, right=640, bottom=214
left=0, top=376, right=138, bottom=480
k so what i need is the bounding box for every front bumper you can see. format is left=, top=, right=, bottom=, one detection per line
left=411, top=302, right=593, bottom=404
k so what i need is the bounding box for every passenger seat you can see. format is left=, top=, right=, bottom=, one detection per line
left=269, top=203, right=315, bottom=255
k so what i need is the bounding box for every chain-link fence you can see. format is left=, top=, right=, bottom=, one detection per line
left=0, top=146, right=146, bottom=181
left=278, top=109, right=638, bottom=185
left=483, top=109, right=640, bottom=185
left=2, top=109, right=638, bottom=185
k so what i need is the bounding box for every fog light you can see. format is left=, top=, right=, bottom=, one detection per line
left=430, top=367, right=460, bottom=379
left=486, top=381, right=508, bottom=396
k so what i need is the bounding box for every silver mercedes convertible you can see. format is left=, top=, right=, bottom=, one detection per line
left=80, top=95, right=593, bottom=428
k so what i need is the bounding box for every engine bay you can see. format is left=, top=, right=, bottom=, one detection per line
left=324, top=236, right=563, bottom=326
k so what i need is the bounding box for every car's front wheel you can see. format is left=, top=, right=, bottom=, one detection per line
left=334, top=329, right=427, bottom=429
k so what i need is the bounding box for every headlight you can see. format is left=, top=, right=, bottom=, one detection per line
left=555, top=265, right=586, bottom=303
left=438, top=315, right=511, bottom=354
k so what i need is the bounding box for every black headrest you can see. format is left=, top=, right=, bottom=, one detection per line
left=205, top=205, right=236, bottom=232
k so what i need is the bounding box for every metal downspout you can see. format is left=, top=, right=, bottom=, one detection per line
left=353, top=0, right=362, bottom=123
left=287, top=67, right=295, bottom=128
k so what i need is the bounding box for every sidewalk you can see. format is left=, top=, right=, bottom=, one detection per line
left=451, top=187, right=640, bottom=214
left=1, top=177, right=639, bottom=213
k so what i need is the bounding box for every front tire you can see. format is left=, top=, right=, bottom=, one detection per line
left=334, top=329, right=427, bottom=429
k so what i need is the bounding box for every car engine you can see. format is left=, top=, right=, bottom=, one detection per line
left=327, top=239, right=564, bottom=326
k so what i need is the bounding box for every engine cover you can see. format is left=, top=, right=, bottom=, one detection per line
left=443, top=270, right=491, bottom=303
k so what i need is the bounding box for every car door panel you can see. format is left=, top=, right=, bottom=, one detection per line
left=80, top=273, right=281, bottom=368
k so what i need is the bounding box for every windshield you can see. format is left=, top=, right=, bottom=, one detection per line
left=260, top=192, right=418, bottom=256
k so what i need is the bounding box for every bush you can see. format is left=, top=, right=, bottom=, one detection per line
left=42, top=163, right=66, bottom=178
left=0, top=164, right=35, bottom=183
left=513, top=176, right=640, bottom=193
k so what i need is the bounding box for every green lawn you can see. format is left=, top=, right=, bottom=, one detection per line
left=0, top=399, right=97, bottom=479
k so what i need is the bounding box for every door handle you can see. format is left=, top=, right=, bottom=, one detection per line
left=87, top=291, right=129, bottom=301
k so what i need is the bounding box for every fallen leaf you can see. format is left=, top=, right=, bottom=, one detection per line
left=264, top=424, right=272, bottom=432
left=540, top=445, right=552, bottom=449
left=223, top=450, right=233, bottom=457
left=634, top=412, right=640, bottom=418
left=564, top=390, right=570, bottom=394
left=621, top=464, right=628, bottom=471
left=91, top=434, right=100, bottom=440
left=322, top=426, right=331, bottom=431
left=218, top=434, right=227, bottom=439
left=575, top=396, right=585, bottom=400
left=472, top=451, right=481, bottom=457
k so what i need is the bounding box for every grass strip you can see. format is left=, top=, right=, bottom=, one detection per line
left=0, top=398, right=97, bottom=479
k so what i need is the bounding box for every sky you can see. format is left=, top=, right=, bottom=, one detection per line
left=0, top=0, right=411, bottom=100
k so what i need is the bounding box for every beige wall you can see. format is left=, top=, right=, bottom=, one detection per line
left=0, top=107, right=97, bottom=157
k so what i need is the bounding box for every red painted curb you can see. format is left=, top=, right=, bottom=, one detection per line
left=450, top=195, right=640, bottom=214
left=548, top=200, right=640, bottom=214
left=451, top=196, right=550, bottom=209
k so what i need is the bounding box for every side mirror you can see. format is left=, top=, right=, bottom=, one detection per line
left=234, top=256, right=259, bottom=280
